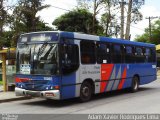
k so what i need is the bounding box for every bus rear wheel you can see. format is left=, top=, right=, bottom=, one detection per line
left=130, top=76, right=139, bottom=92
left=80, top=81, right=92, bottom=102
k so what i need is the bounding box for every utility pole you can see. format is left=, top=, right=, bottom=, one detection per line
left=125, top=0, right=132, bottom=40
left=92, top=0, right=96, bottom=35
left=146, top=16, right=158, bottom=41
left=120, top=0, right=126, bottom=39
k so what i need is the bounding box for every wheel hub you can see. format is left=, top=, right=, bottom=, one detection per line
left=82, top=86, right=89, bottom=97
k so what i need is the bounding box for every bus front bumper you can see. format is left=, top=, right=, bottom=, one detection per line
left=15, top=87, right=60, bottom=100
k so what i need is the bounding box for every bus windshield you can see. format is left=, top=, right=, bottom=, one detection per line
left=16, top=43, right=59, bottom=75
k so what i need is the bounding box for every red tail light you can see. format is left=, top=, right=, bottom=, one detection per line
left=15, top=77, right=29, bottom=83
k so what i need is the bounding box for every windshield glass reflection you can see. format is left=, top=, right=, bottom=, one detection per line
left=17, top=43, right=58, bottom=75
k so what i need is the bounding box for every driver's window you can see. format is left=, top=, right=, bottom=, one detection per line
left=61, top=44, right=79, bottom=74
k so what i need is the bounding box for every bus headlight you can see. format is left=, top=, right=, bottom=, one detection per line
left=46, top=87, right=49, bottom=90
left=50, top=86, right=53, bottom=90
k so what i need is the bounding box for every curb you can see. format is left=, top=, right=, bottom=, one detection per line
left=0, top=96, right=32, bottom=103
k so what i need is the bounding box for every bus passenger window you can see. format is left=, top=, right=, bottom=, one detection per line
left=81, top=55, right=90, bottom=63
left=125, top=46, right=134, bottom=63
left=145, top=48, right=151, bottom=62
left=135, top=47, right=145, bottom=63
left=96, top=42, right=111, bottom=64
left=112, top=44, right=122, bottom=63
left=150, top=49, right=156, bottom=62
left=80, top=41, right=96, bottom=64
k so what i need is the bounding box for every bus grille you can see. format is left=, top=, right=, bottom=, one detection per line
left=24, top=80, right=49, bottom=91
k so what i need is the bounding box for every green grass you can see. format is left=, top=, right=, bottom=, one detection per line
left=0, top=81, right=3, bottom=85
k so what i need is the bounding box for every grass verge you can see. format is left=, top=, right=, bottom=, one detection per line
left=0, top=81, right=3, bottom=85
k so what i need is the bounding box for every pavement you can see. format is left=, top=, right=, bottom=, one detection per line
left=0, top=86, right=31, bottom=103
left=0, top=72, right=160, bottom=103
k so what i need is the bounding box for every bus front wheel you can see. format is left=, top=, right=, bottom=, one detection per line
left=80, top=81, right=92, bottom=102
left=130, top=76, right=139, bottom=92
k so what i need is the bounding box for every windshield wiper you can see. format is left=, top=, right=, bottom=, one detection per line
left=37, top=43, right=48, bottom=57
left=40, top=45, right=54, bottom=60
left=47, top=45, right=57, bottom=60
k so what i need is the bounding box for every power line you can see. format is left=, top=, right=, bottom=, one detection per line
left=49, top=5, right=147, bottom=34
left=51, top=5, right=71, bottom=12
left=127, top=22, right=144, bottom=31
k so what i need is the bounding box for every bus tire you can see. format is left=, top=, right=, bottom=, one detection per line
left=130, top=76, right=139, bottom=92
left=80, top=81, right=92, bottom=102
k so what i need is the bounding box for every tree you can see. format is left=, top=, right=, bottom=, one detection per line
left=53, top=8, right=100, bottom=34
left=77, top=0, right=104, bottom=34
left=135, top=20, right=160, bottom=45
left=100, top=0, right=120, bottom=37
left=8, top=0, right=51, bottom=46
left=125, top=0, right=144, bottom=40
left=0, top=31, right=13, bottom=47
left=0, top=0, right=11, bottom=48
left=0, top=0, right=7, bottom=35
left=12, top=0, right=50, bottom=32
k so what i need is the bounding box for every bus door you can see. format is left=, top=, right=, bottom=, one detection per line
left=60, top=44, right=80, bottom=99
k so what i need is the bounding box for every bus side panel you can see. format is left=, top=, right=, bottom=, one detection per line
left=61, top=73, right=76, bottom=99
left=139, top=63, right=157, bottom=85
left=122, top=63, right=156, bottom=88
left=79, top=65, right=101, bottom=94
left=122, top=78, right=132, bottom=89
left=100, top=64, right=128, bottom=92
left=140, top=75, right=156, bottom=85
left=122, top=64, right=137, bottom=89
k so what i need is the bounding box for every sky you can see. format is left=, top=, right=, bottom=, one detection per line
left=8, top=0, right=160, bottom=40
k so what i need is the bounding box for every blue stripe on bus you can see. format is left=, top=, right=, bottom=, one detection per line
left=60, top=32, right=74, bottom=39
left=99, top=36, right=155, bottom=47
left=111, top=64, right=122, bottom=90
left=60, top=32, right=75, bottom=44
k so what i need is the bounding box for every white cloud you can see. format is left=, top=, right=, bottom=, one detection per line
left=37, top=0, right=160, bottom=40
left=37, top=0, right=77, bottom=27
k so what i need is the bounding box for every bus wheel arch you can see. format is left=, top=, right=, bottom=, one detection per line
left=130, top=74, right=140, bottom=92
left=79, top=79, right=95, bottom=102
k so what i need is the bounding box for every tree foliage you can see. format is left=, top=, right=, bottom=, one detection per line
left=100, top=0, right=120, bottom=37
left=77, top=0, right=144, bottom=38
left=77, top=0, right=105, bottom=34
left=131, top=0, right=144, bottom=23
left=0, top=0, right=11, bottom=48
left=53, top=9, right=100, bottom=34
left=135, top=20, right=160, bottom=45
left=8, top=0, right=52, bottom=47
left=12, top=0, right=50, bottom=32
left=0, top=0, right=148, bottom=48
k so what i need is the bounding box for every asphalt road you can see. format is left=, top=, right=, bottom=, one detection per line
left=0, top=77, right=160, bottom=117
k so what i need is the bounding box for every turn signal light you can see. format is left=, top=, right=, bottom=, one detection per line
left=54, top=86, right=60, bottom=90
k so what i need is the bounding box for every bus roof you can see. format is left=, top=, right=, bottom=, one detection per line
left=60, top=31, right=155, bottom=48
left=21, top=31, right=155, bottom=48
